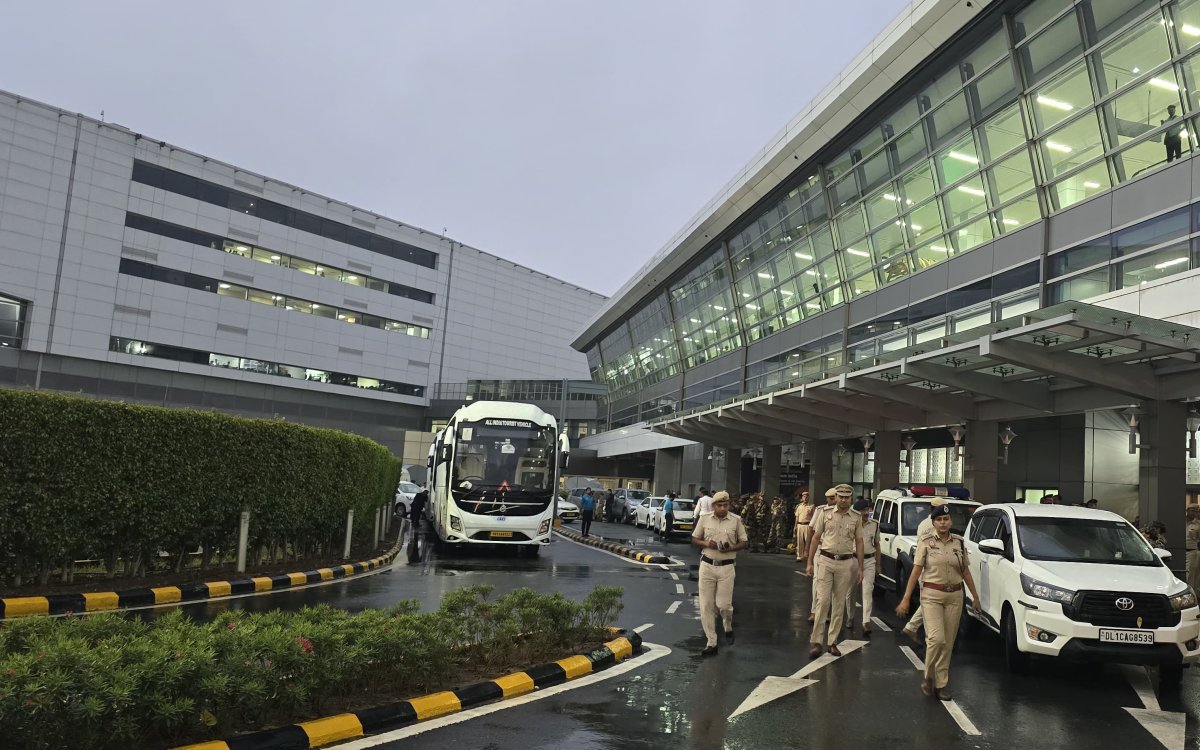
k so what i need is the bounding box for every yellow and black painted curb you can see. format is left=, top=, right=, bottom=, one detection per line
left=554, top=526, right=672, bottom=565
left=0, top=540, right=404, bottom=620
left=170, top=631, right=644, bottom=750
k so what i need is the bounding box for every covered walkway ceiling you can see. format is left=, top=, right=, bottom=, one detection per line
left=648, top=302, right=1200, bottom=448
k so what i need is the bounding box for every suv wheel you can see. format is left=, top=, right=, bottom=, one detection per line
left=1002, top=608, right=1030, bottom=674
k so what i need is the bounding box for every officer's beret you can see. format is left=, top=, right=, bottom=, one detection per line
left=853, top=499, right=870, bottom=512
left=930, top=504, right=951, bottom=519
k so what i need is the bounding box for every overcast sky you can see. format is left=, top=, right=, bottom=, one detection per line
left=3, top=1, right=906, bottom=296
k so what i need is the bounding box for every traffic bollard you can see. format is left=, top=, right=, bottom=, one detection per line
left=343, top=508, right=355, bottom=560
left=236, top=510, right=251, bottom=573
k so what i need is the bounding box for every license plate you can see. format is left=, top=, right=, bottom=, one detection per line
left=678, top=524, right=693, bottom=530
left=490, top=531, right=513, bottom=538
left=1099, top=628, right=1154, bottom=645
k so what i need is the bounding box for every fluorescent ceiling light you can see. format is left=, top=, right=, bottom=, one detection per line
left=781, top=289, right=795, bottom=295
left=757, top=272, right=774, bottom=280
left=948, top=151, right=979, bottom=164
left=1002, top=218, right=1020, bottom=226
left=806, top=270, right=818, bottom=276
left=957, top=185, right=986, bottom=197
left=929, top=245, right=949, bottom=253
left=794, top=252, right=813, bottom=260
left=745, top=303, right=760, bottom=310
left=690, top=318, right=701, bottom=323
left=270, top=255, right=281, bottom=260
left=883, top=193, right=899, bottom=201
left=1036, top=96, right=1074, bottom=111
left=712, top=305, right=725, bottom=311
left=1150, top=77, right=1179, bottom=91
left=1154, top=257, right=1188, bottom=270
left=910, top=224, right=924, bottom=232
left=218, top=283, right=231, bottom=289
left=1183, top=23, right=1200, bottom=36
left=846, top=248, right=870, bottom=257
left=1045, top=141, right=1072, bottom=153
left=741, top=292, right=751, bottom=298
left=1083, top=180, right=1101, bottom=189
left=806, top=302, right=822, bottom=309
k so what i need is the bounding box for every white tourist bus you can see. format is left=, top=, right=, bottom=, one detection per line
left=427, top=401, right=569, bottom=554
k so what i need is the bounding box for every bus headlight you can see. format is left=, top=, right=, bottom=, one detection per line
left=450, top=516, right=462, bottom=532
left=538, top=519, right=551, bottom=535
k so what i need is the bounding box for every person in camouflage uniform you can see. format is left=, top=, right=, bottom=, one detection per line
left=744, top=493, right=767, bottom=552
left=767, top=496, right=790, bottom=552
left=730, top=492, right=748, bottom=517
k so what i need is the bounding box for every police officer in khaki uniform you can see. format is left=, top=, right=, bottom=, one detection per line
left=794, top=490, right=814, bottom=562
left=692, top=491, right=749, bottom=656
left=900, top=501, right=940, bottom=644
left=805, top=483, right=863, bottom=658
left=896, top=504, right=980, bottom=699
left=807, top=487, right=839, bottom=622
left=1186, top=505, right=1200, bottom=591
left=854, top=498, right=881, bottom=636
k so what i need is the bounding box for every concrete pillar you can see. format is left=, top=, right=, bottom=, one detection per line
left=1138, top=400, right=1187, bottom=575
left=761, top=444, right=782, bottom=499
left=966, top=420, right=999, bottom=503
left=722, top=449, right=742, bottom=496
left=808, top=440, right=833, bottom=497
left=653, top=447, right=684, bottom=495
left=871, top=432, right=902, bottom=495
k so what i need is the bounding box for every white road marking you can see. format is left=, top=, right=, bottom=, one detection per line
left=1121, top=664, right=1161, bottom=711
left=899, top=645, right=925, bottom=670
left=666, top=601, right=682, bottom=614
left=659, top=563, right=670, bottom=570
left=675, top=583, right=685, bottom=595
left=551, top=531, right=664, bottom=567
left=1120, top=665, right=1185, bottom=750
left=669, top=572, right=680, bottom=580
left=870, top=617, right=892, bottom=632
left=729, top=640, right=867, bottom=719
left=897, top=645, right=980, bottom=737
left=633, top=623, right=654, bottom=633
left=334, top=643, right=670, bottom=748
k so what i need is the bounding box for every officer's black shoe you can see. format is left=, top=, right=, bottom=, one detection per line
left=725, top=629, right=734, bottom=645
left=701, top=645, right=719, bottom=657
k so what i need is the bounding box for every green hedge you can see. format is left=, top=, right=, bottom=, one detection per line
left=0, top=585, right=624, bottom=749
left=0, top=388, right=401, bottom=585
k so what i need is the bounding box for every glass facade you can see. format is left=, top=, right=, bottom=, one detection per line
left=584, top=0, right=1200, bottom=429
left=119, top=259, right=432, bottom=339
left=0, top=294, right=25, bottom=348
left=110, top=337, right=425, bottom=396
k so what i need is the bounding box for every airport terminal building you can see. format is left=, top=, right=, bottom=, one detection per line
left=573, top=0, right=1200, bottom=546
left=0, top=88, right=606, bottom=469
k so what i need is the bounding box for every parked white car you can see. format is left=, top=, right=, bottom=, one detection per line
left=872, top=489, right=979, bottom=604
left=654, top=498, right=695, bottom=538
left=394, top=481, right=422, bottom=517
left=963, top=503, right=1200, bottom=686
left=634, top=496, right=666, bottom=528
left=557, top=499, right=581, bottom=524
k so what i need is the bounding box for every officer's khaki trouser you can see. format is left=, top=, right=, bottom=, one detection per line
left=811, top=556, right=853, bottom=645
left=845, top=557, right=858, bottom=623
left=1188, top=550, right=1200, bottom=591
left=796, top=524, right=811, bottom=560
left=860, top=557, right=877, bottom=625
left=698, top=560, right=735, bottom=647
left=811, top=554, right=825, bottom=610
left=921, top=587, right=963, bottom=689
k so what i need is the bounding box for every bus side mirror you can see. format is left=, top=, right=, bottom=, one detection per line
left=438, top=444, right=451, bottom=464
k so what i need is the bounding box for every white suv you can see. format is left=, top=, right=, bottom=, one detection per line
left=872, top=489, right=980, bottom=604
left=654, top=498, right=695, bottom=538
left=963, top=503, right=1200, bottom=685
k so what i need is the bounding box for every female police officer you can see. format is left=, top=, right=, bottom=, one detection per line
left=895, top=503, right=980, bottom=700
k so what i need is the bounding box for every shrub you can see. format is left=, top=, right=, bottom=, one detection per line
left=0, top=388, right=400, bottom=585
left=0, top=585, right=624, bottom=749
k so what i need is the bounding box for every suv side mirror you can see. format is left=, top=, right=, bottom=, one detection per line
left=978, top=538, right=1005, bottom=556
left=1153, top=547, right=1172, bottom=561
left=879, top=521, right=897, bottom=535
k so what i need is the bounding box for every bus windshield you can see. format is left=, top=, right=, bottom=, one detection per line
left=453, top=419, right=555, bottom=496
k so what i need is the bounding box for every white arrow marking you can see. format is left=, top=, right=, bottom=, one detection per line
left=1120, top=665, right=1185, bottom=750
left=729, top=640, right=867, bottom=719
left=670, top=572, right=680, bottom=580
left=897, top=645, right=980, bottom=736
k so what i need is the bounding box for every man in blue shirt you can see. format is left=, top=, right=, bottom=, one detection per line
left=661, top=492, right=676, bottom=536
left=580, top=489, right=596, bottom=536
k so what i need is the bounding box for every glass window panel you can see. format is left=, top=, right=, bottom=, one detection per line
left=1030, top=61, right=1094, bottom=133
left=858, top=150, right=892, bottom=193
left=342, top=272, right=366, bottom=287
left=1114, top=131, right=1191, bottom=181
left=962, top=28, right=1010, bottom=75
left=1087, top=0, right=1161, bottom=44
left=1118, top=242, right=1192, bottom=287
left=789, top=235, right=816, bottom=265
left=290, top=257, right=317, bottom=275
left=1014, top=0, right=1073, bottom=42
left=1049, top=268, right=1112, bottom=302
left=854, top=126, right=888, bottom=164
left=285, top=297, right=314, bottom=313
left=216, top=282, right=248, bottom=299
left=312, top=303, right=336, bottom=319
left=1102, top=70, right=1184, bottom=148
left=1040, top=112, right=1106, bottom=178
left=252, top=247, right=284, bottom=266
left=927, top=92, right=971, bottom=147
left=1020, top=11, right=1085, bottom=85
left=811, top=224, right=837, bottom=260
left=828, top=172, right=862, bottom=208
left=915, top=238, right=954, bottom=269
left=921, top=66, right=964, bottom=110
left=247, top=289, right=278, bottom=306
left=954, top=307, right=993, bottom=332
left=848, top=272, right=878, bottom=297
left=1093, top=14, right=1171, bottom=97
left=993, top=193, right=1042, bottom=233
left=937, top=133, right=981, bottom=186
left=952, top=215, right=995, bottom=253
left=864, top=186, right=901, bottom=229
left=990, top=149, right=1037, bottom=203
left=882, top=99, right=922, bottom=140
left=890, top=122, right=929, bottom=173
left=905, top=199, right=944, bottom=244
left=1113, top=208, right=1190, bottom=256
left=914, top=319, right=947, bottom=344
left=835, top=206, right=868, bottom=244
left=1174, top=0, right=1200, bottom=52
left=901, top=162, right=937, bottom=205
left=826, top=149, right=858, bottom=185
left=815, top=257, right=842, bottom=292
left=871, top=222, right=907, bottom=260
left=1049, top=160, right=1112, bottom=210
left=223, top=240, right=252, bottom=258
left=943, top=175, right=989, bottom=225
left=840, top=245, right=874, bottom=276
left=977, top=103, right=1027, bottom=163
left=969, top=60, right=1018, bottom=121
left=1049, top=238, right=1111, bottom=277
left=879, top=253, right=914, bottom=284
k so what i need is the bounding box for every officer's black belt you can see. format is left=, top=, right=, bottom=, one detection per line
left=701, top=556, right=736, bottom=566
left=1189, top=548, right=1198, bottom=552
left=819, top=550, right=855, bottom=561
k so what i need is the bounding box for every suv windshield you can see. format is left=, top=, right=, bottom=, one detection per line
left=626, top=490, right=650, bottom=501
left=1016, top=517, right=1158, bottom=565
left=901, top=502, right=974, bottom=536
left=673, top=500, right=695, bottom=512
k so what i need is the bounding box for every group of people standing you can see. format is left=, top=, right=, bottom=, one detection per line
left=692, top=483, right=980, bottom=701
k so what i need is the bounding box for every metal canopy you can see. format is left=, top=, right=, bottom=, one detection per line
left=646, top=302, right=1200, bottom=448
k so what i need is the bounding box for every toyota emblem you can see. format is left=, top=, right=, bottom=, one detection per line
left=1115, top=597, right=1135, bottom=611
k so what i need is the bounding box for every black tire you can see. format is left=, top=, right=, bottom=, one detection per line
left=394, top=502, right=407, bottom=518
left=1160, top=663, right=1184, bottom=690
left=1002, top=608, right=1030, bottom=674
left=523, top=544, right=541, bottom=558
left=960, top=598, right=981, bottom=638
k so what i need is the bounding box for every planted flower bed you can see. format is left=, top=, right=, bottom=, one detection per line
left=0, top=584, right=623, bottom=750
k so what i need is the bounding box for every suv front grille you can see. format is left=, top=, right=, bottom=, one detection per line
left=1066, top=591, right=1179, bottom=628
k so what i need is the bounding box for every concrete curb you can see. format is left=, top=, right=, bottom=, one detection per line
left=0, top=538, right=405, bottom=620
left=169, top=631, right=644, bottom=750
left=554, top=527, right=672, bottom=564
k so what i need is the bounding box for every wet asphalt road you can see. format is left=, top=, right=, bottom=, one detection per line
left=173, top=520, right=1198, bottom=749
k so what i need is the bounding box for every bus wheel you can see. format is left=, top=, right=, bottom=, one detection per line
left=523, top=544, right=541, bottom=558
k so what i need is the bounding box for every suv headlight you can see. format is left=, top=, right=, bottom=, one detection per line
left=1169, top=587, right=1198, bottom=611
left=1020, top=573, right=1075, bottom=605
